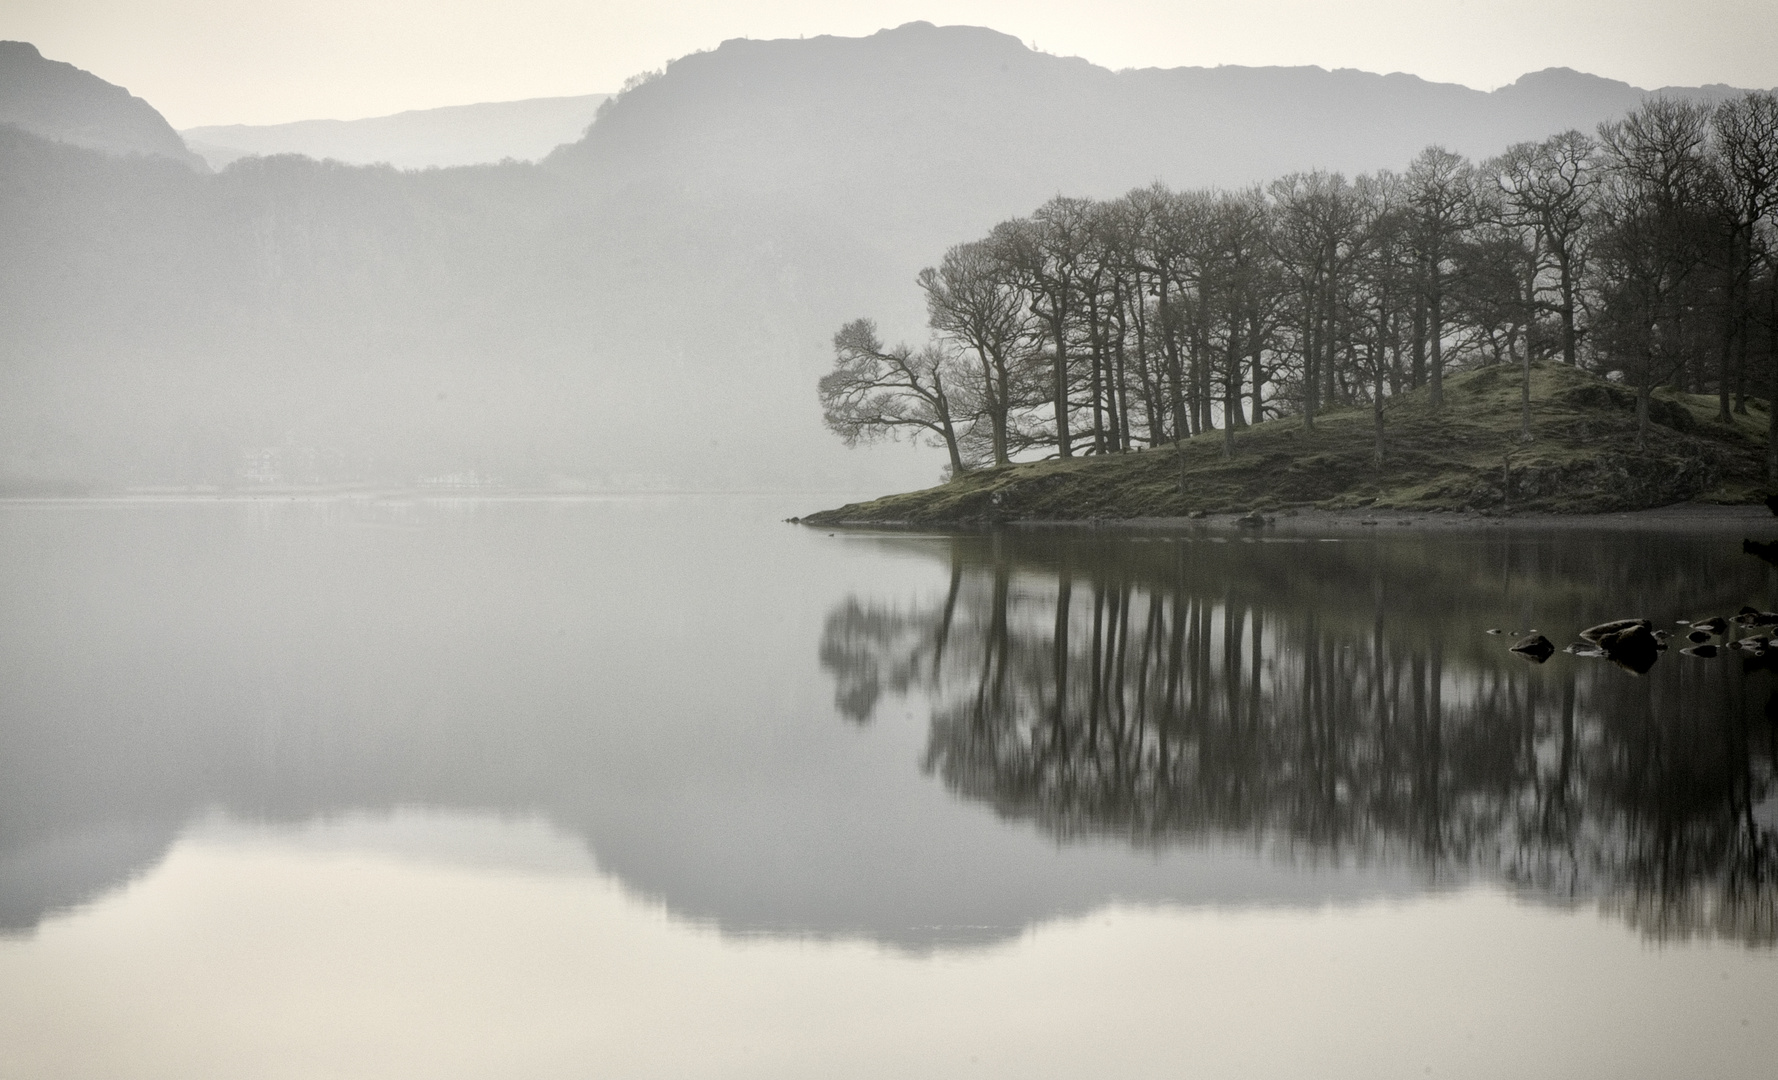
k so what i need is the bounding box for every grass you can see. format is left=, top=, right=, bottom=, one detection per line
left=803, top=362, right=1774, bottom=525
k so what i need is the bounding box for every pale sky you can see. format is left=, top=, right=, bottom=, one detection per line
left=5, top=0, right=1776, bottom=128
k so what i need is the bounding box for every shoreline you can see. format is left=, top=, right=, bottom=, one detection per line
left=807, top=502, right=1778, bottom=535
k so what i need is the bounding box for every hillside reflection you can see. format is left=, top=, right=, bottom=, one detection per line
left=822, top=531, right=1778, bottom=945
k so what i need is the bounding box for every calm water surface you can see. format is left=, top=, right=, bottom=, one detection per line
left=1, top=496, right=1775, bottom=1079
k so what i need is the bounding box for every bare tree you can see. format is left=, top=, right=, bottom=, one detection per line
left=1488, top=131, right=1597, bottom=371
left=1270, top=171, right=1365, bottom=430
left=819, top=318, right=971, bottom=477
left=1203, top=188, right=1279, bottom=457
left=1593, top=100, right=1717, bottom=449
left=919, top=240, right=1034, bottom=466
left=994, top=198, right=1097, bottom=459
left=1353, top=171, right=1412, bottom=461
left=1711, top=93, right=1778, bottom=469
left=1406, top=146, right=1479, bottom=412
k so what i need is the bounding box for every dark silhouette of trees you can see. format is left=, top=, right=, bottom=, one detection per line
left=1406, top=146, right=1479, bottom=412
left=1352, top=171, right=1414, bottom=460
left=1710, top=93, right=1778, bottom=473
left=918, top=241, right=1034, bottom=466
left=1487, top=132, right=1598, bottom=370
left=1593, top=100, right=1718, bottom=449
left=821, top=92, right=1778, bottom=480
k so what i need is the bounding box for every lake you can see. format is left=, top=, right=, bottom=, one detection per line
left=2, top=495, right=1775, bottom=1079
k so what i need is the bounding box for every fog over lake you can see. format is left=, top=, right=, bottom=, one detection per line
left=7, top=9, right=1778, bottom=1076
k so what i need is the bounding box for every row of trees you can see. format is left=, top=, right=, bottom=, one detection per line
left=821, top=93, right=1778, bottom=474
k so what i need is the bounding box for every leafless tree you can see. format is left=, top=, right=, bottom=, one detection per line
left=1711, top=93, right=1778, bottom=469
left=819, top=318, right=972, bottom=477
left=1593, top=99, right=1717, bottom=449
left=1406, top=146, right=1479, bottom=411
left=919, top=240, right=1035, bottom=466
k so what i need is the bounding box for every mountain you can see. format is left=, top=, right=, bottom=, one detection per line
left=181, top=94, right=611, bottom=171
left=0, top=40, right=204, bottom=169
left=549, top=24, right=1759, bottom=240
left=0, top=25, right=1765, bottom=496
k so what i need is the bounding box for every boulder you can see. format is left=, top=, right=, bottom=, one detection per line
left=1580, top=618, right=1652, bottom=643
left=1509, top=634, right=1554, bottom=663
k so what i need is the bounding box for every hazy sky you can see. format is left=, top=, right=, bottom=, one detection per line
left=5, top=0, right=1776, bottom=128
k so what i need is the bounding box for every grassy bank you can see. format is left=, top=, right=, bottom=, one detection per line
left=804, top=363, right=1773, bottom=526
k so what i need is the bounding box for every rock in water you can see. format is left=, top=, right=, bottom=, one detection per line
left=1509, top=634, right=1554, bottom=663
left=1596, top=623, right=1661, bottom=674
left=1733, top=606, right=1778, bottom=627
left=1688, top=616, right=1727, bottom=635
left=1579, top=618, right=1652, bottom=644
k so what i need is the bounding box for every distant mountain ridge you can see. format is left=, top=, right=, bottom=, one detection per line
left=552, top=24, right=1757, bottom=227
left=182, top=94, right=611, bottom=170
left=1, top=24, right=1770, bottom=496
left=0, top=40, right=204, bottom=170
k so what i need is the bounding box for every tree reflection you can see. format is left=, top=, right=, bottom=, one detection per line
left=821, top=532, right=1778, bottom=944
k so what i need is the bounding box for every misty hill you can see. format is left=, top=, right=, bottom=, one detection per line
left=1, top=24, right=1764, bottom=496
left=550, top=24, right=1753, bottom=246
left=181, top=94, right=610, bottom=171
left=0, top=40, right=204, bottom=170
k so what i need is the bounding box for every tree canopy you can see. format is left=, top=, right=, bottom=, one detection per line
left=822, top=92, right=1778, bottom=479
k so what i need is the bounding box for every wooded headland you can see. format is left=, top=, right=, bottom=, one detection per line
left=803, top=363, right=1771, bottom=525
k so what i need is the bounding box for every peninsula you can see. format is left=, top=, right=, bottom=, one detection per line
left=803, top=364, right=1771, bottom=527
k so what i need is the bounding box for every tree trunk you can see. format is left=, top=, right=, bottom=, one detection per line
left=1557, top=251, right=1578, bottom=366
left=990, top=349, right=1010, bottom=466
left=938, top=382, right=967, bottom=480
left=1720, top=232, right=1739, bottom=423
left=1130, top=273, right=1161, bottom=447
left=1251, top=332, right=1265, bottom=428
left=1224, top=325, right=1247, bottom=428
left=1089, top=307, right=1107, bottom=455
left=1520, top=346, right=1533, bottom=442
left=1165, top=329, right=1188, bottom=441
left=1049, top=309, right=1072, bottom=458
left=935, top=376, right=966, bottom=479
left=1429, top=270, right=1445, bottom=411
left=978, top=345, right=1010, bottom=466
left=1192, top=315, right=1212, bottom=435
left=1388, top=310, right=1404, bottom=397
left=1111, top=300, right=1132, bottom=452
left=1160, top=282, right=1188, bottom=443
left=1303, top=285, right=1319, bottom=431
left=1373, top=352, right=1386, bottom=466
left=1411, top=283, right=1428, bottom=389
left=1767, top=278, right=1778, bottom=484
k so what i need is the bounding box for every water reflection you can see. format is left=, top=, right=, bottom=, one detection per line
left=0, top=500, right=1425, bottom=951
left=822, top=530, right=1778, bottom=945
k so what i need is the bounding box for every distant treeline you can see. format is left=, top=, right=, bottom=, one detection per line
left=822, top=94, right=1778, bottom=477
